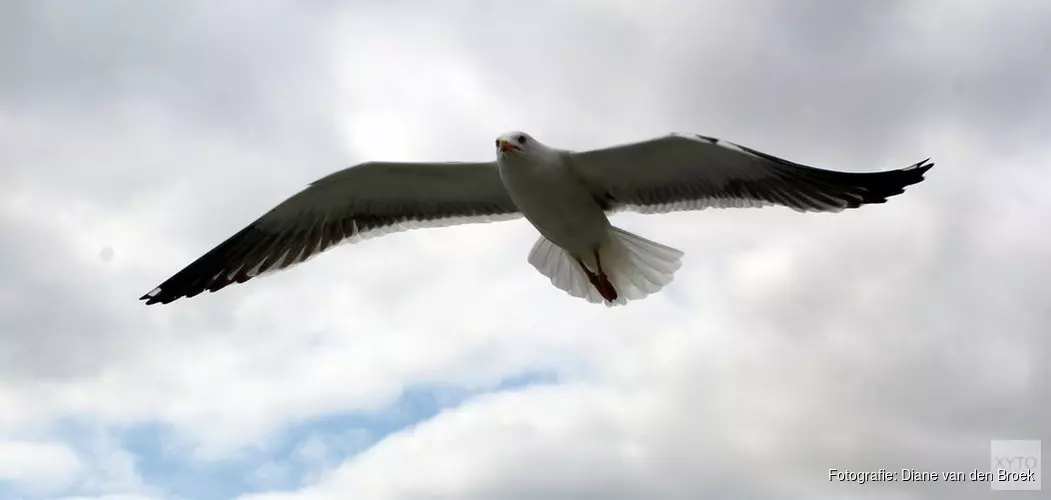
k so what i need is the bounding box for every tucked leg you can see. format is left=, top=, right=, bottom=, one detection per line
left=578, top=251, right=618, bottom=302
left=593, top=249, right=619, bottom=302
left=575, top=257, right=604, bottom=291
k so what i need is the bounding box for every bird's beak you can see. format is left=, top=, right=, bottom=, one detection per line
left=498, top=139, right=519, bottom=153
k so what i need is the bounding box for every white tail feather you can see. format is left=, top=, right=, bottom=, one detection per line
left=527, top=226, right=684, bottom=306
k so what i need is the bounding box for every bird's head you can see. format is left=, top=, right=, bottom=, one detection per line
left=495, top=131, right=536, bottom=158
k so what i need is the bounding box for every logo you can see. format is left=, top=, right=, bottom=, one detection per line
left=990, top=440, right=1041, bottom=491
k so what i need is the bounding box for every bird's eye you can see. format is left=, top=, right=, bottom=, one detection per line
left=495, top=139, right=501, bottom=148
left=517, top=135, right=527, bottom=145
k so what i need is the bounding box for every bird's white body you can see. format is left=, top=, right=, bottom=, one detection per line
left=492, top=131, right=685, bottom=305
left=496, top=142, right=609, bottom=260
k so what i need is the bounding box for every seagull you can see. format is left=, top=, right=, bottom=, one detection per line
left=140, top=132, right=932, bottom=306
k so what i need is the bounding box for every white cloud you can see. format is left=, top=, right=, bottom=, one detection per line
left=236, top=233, right=1046, bottom=499
left=0, top=440, right=83, bottom=494
left=59, top=496, right=161, bottom=500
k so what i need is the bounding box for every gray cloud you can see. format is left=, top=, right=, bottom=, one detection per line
left=1, top=0, right=1048, bottom=499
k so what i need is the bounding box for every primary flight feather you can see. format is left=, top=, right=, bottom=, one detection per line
left=140, top=132, right=933, bottom=306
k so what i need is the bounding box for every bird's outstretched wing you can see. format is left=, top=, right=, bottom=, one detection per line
left=140, top=161, right=519, bottom=305
left=569, top=133, right=933, bottom=214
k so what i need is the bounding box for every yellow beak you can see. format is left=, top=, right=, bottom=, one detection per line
left=498, top=139, right=519, bottom=153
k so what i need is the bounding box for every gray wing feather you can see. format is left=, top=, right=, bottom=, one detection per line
left=141, top=161, right=519, bottom=305
left=569, top=133, right=933, bottom=214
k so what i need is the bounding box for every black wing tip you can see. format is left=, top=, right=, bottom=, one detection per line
left=847, top=157, right=934, bottom=207
left=138, top=274, right=221, bottom=306
left=914, top=158, right=934, bottom=176
left=140, top=282, right=224, bottom=305
left=139, top=268, right=242, bottom=305
left=904, top=157, right=934, bottom=173
left=796, top=157, right=933, bottom=211
left=137, top=225, right=267, bottom=307
left=139, top=287, right=189, bottom=305
left=896, top=157, right=935, bottom=188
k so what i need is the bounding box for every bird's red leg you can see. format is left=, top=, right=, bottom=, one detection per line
left=592, top=250, right=619, bottom=302
left=575, top=257, right=604, bottom=291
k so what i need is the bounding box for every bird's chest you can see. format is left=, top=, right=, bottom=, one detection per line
left=498, top=157, right=609, bottom=252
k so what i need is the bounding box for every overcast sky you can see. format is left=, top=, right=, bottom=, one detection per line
left=1, top=0, right=1048, bottom=499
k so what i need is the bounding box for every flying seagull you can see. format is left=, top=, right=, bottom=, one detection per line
left=140, top=132, right=932, bottom=306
